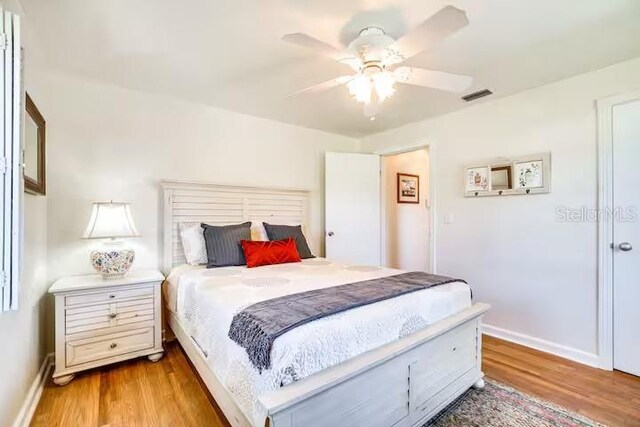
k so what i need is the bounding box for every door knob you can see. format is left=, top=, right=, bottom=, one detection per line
left=619, top=242, right=633, bottom=251
left=327, top=231, right=334, bottom=237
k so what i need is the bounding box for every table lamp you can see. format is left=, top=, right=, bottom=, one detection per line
left=83, top=201, right=140, bottom=279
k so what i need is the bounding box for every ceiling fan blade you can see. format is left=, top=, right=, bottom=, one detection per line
left=394, top=67, right=472, bottom=93
left=390, top=6, right=469, bottom=64
left=282, top=33, right=352, bottom=62
left=286, top=75, right=354, bottom=99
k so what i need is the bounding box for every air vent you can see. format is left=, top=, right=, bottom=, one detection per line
left=461, top=89, right=493, bottom=102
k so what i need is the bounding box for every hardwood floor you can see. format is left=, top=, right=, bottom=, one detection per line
left=32, top=337, right=640, bottom=427
left=483, top=335, right=640, bottom=427
left=32, top=342, right=230, bottom=427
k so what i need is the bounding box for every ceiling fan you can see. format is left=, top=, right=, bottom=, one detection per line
left=282, top=5, right=473, bottom=120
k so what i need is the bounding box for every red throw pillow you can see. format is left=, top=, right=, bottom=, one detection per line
left=241, top=238, right=302, bottom=268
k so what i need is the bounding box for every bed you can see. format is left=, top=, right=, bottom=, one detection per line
left=161, top=180, right=489, bottom=427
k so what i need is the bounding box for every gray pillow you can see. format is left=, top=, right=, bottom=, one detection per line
left=201, top=222, right=252, bottom=267
left=262, top=223, right=314, bottom=259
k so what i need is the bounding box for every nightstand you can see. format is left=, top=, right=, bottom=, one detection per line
left=49, top=269, right=165, bottom=386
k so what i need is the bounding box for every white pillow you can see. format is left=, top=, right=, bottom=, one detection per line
left=179, top=222, right=207, bottom=265
left=251, top=221, right=269, bottom=241
left=179, top=221, right=268, bottom=265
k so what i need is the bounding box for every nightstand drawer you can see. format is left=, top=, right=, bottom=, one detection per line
left=66, top=327, right=155, bottom=367
left=65, top=286, right=154, bottom=306
left=65, top=298, right=155, bottom=335
left=66, top=303, right=111, bottom=320
left=116, top=298, right=154, bottom=314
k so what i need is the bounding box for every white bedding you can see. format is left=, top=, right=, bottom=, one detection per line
left=164, top=259, right=471, bottom=426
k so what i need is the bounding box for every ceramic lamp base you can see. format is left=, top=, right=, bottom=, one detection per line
left=90, top=248, right=135, bottom=279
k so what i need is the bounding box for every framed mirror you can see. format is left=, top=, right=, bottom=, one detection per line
left=24, top=93, right=46, bottom=195
left=490, top=165, right=512, bottom=191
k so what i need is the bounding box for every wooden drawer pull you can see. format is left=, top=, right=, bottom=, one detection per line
left=108, top=313, right=117, bottom=319
left=109, top=343, right=117, bottom=349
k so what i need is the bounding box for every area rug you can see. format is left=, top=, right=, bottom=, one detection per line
left=424, top=378, right=604, bottom=427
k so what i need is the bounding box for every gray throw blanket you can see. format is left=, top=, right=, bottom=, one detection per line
left=228, top=272, right=466, bottom=372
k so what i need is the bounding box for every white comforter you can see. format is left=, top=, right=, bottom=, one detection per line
left=164, top=259, right=471, bottom=426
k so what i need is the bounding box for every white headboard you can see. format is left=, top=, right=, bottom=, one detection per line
left=161, top=180, right=311, bottom=273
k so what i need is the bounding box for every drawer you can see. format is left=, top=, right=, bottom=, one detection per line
left=417, top=368, right=478, bottom=421
left=115, top=298, right=154, bottom=314
left=114, top=308, right=155, bottom=327
left=66, top=303, right=111, bottom=320
left=65, top=286, right=154, bottom=306
left=283, top=357, right=409, bottom=427
left=65, top=298, right=154, bottom=335
left=409, top=321, right=477, bottom=411
left=66, top=327, right=155, bottom=367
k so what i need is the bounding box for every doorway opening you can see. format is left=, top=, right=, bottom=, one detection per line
left=381, top=147, right=431, bottom=272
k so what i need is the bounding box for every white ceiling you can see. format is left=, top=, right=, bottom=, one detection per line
left=20, top=0, right=640, bottom=137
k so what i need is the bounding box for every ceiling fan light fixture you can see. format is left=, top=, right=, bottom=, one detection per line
left=347, top=74, right=372, bottom=104
left=372, top=71, right=396, bottom=102
left=347, top=70, right=397, bottom=106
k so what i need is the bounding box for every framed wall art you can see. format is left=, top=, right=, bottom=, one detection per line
left=397, top=173, right=419, bottom=204
left=464, top=152, right=550, bottom=197
left=465, top=166, right=489, bottom=194
left=515, top=160, right=543, bottom=189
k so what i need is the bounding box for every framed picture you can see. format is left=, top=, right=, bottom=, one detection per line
left=397, top=173, right=419, bottom=204
left=515, top=160, right=543, bottom=189
left=465, top=166, right=489, bottom=192
left=24, top=93, right=46, bottom=195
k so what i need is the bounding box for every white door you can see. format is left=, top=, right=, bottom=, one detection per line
left=325, top=152, right=381, bottom=265
left=613, top=99, right=640, bottom=377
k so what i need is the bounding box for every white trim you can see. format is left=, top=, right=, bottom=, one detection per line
left=596, top=90, right=640, bottom=370
left=10, top=11, right=22, bottom=311
left=374, top=141, right=437, bottom=273
left=0, top=8, right=22, bottom=312
left=12, top=353, right=54, bottom=427
left=483, top=324, right=600, bottom=368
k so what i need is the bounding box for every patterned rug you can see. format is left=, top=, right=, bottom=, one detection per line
left=424, top=379, right=604, bottom=427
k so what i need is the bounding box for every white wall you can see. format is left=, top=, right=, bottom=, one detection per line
left=362, top=57, right=640, bottom=361
left=0, top=1, right=51, bottom=425
left=41, top=72, right=358, bottom=280
left=382, top=149, right=430, bottom=271
left=0, top=197, right=49, bottom=427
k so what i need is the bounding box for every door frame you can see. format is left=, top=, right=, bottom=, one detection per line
left=596, top=90, right=640, bottom=370
left=374, top=142, right=437, bottom=273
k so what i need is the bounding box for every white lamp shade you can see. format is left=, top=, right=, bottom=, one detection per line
left=83, top=202, right=140, bottom=239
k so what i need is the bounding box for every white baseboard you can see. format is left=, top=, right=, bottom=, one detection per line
left=12, top=352, right=54, bottom=427
left=483, top=324, right=601, bottom=368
